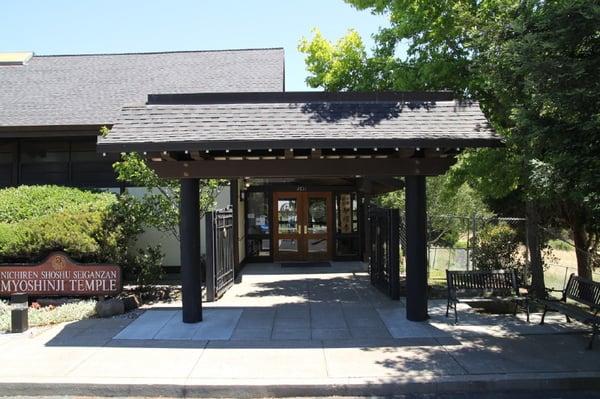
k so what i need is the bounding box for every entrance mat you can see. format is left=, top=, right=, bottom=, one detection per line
left=281, top=262, right=331, bottom=268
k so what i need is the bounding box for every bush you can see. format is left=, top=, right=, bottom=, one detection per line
left=0, top=185, right=165, bottom=288
left=0, top=185, right=115, bottom=223
left=0, top=186, right=117, bottom=263
left=128, top=245, right=165, bottom=288
left=471, top=223, right=525, bottom=272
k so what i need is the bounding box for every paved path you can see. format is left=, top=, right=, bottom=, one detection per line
left=1, top=262, right=599, bottom=397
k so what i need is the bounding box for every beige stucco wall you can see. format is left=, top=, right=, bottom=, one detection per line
left=129, top=185, right=231, bottom=267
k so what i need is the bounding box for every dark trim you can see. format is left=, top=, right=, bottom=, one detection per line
left=150, top=158, right=456, bottom=178
left=0, top=125, right=106, bottom=136
left=147, top=91, right=454, bottom=105
left=98, top=137, right=502, bottom=153
left=247, top=183, right=357, bottom=193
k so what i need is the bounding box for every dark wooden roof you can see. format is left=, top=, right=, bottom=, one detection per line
left=0, top=48, right=284, bottom=128
left=98, top=92, right=500, bottom=152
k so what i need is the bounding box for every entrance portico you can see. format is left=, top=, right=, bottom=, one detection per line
left=97, top=91, right=501, bottom=323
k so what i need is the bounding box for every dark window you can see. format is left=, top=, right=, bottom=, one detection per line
left=9, top=137, right=121, bottom=188
left=245, top=191, right=271, bottom=258
left=247, top=192, right=270, bottom=235
left=0, top=141, right=17, bottom=187
left=0, top=164, right=12, bottom=187
left=246, top=238, right=271, bottom=257
left=335, top=192, right=360, bottom=257
left=336, top=236, right=360, bottom=257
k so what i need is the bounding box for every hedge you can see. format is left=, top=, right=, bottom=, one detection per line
left=0, top=185, right=115, bottom=223
left=0, top=185, right=118, bottom=263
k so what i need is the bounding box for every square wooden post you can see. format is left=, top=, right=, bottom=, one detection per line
left=180, top=178, right=202, bottom=323
left=405, top=175, right=429, bottom=321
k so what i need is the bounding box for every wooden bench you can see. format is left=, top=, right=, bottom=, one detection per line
left=539, top=273, right=600, bottom=349
left=446, top=270, right=529, bottom=324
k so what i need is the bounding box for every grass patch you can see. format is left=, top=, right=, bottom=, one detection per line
left=0, top=299, right=97, bottom=333
left=548, top=239, right=573, bottom=252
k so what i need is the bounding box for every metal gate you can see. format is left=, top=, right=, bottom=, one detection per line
left=205, top=207, right=235, bottom=301
left=368, top=206, right=400, bottom=300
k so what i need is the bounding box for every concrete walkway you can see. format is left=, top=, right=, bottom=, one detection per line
left=1, top=262, right=599, bottom=397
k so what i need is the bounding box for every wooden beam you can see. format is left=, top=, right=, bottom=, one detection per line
left=149, top=157, right=456, bottom=179
left=189, top=151, right=206, bottom=160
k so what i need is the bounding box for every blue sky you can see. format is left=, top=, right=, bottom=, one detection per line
left=1, top=1, right=387, bottom=90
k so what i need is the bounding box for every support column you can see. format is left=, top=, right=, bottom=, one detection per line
left=405, top=175, right=428, bottom=321
left=180, top=178, right=202, bottom=323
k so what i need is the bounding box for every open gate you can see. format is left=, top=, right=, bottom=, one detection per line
left=368, top=206, right=400, bottom=300
left=205, top=207, right=235, bottom=301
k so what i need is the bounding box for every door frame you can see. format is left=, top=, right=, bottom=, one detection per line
left=272, top=191, right=333, bottom=262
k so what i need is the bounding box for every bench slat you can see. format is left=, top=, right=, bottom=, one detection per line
left=563, top=274, right=600, bottom=309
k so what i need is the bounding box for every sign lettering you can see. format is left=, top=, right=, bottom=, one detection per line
left=0, top=252, right=121, bottom=297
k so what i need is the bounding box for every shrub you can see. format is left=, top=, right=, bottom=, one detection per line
left=0, top=185, right=115, bottom=223
left=0, top=186, right=117, bottom=263
left=0, top=185, right=165, bottom=288
left=128, top=245, right=165, bottom=288
left=471, top=223, right=525, bottom=272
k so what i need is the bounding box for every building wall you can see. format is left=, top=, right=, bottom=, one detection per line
left=130, top=186, right=231, bottom=267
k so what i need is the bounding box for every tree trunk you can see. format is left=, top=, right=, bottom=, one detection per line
left=572, top=219, right=593, bottom=280
left=526, top=201, right=546, bottom=297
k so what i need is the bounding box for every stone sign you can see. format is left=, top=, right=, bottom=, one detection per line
left=0, top=252, right=121, bottom=297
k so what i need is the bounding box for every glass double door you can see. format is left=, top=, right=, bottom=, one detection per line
left=273, top=192, right=332, bottom=261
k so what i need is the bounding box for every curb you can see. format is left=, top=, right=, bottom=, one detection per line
left=1, top=372, right=600, bottom=397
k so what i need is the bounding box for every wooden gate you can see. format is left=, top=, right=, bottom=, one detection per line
left=205, top=207, right=235, bottom=301
left=368, top=206, right=400, bottom=300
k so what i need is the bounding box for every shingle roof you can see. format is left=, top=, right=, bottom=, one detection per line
left=0, top=48, right=284, bottom=127
left=98, top=92, right=501, bottom=152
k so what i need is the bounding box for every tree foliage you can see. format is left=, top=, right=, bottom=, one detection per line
left=470, top=223, right=525, bottom=273
left=299, top=0, right=600, bottom=280
left=378, top=176, right=492, bottom=246
left=112, top=152, right=223, bottom=240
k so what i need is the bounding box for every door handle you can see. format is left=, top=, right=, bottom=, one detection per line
left=304, top=225, right=308, bottom=234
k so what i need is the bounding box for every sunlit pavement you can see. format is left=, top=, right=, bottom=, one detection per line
left=1, top=262, right=599, bottom=397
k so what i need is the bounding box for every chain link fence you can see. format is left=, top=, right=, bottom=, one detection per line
left=537, top=225, right=600, bottom=290
left=398, top=214, right=599, bottom=289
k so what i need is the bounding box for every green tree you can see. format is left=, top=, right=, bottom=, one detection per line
left=299, top=0, right=600, bottom=289
left=378, top=175, right=492, bottom=246
left=112, top=152, right=223, bottom=240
